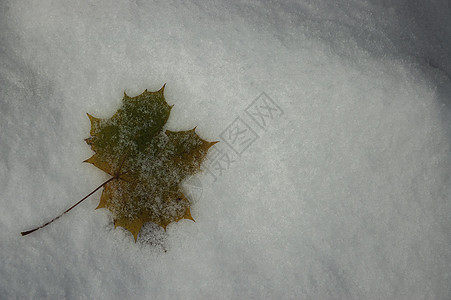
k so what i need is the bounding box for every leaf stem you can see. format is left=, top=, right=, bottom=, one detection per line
left=21, top=176, right=116, bottom=237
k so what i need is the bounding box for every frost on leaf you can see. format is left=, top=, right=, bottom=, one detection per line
left=84, top=85, right=217, bottom=241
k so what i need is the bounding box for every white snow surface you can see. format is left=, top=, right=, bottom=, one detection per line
left=1, top=0, right=451, bottom=299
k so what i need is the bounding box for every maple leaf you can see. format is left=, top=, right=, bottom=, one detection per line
left=21, top=85, right=217, bottom=241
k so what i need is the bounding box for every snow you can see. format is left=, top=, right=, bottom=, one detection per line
left=1, top=0, right=451, bottom=299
